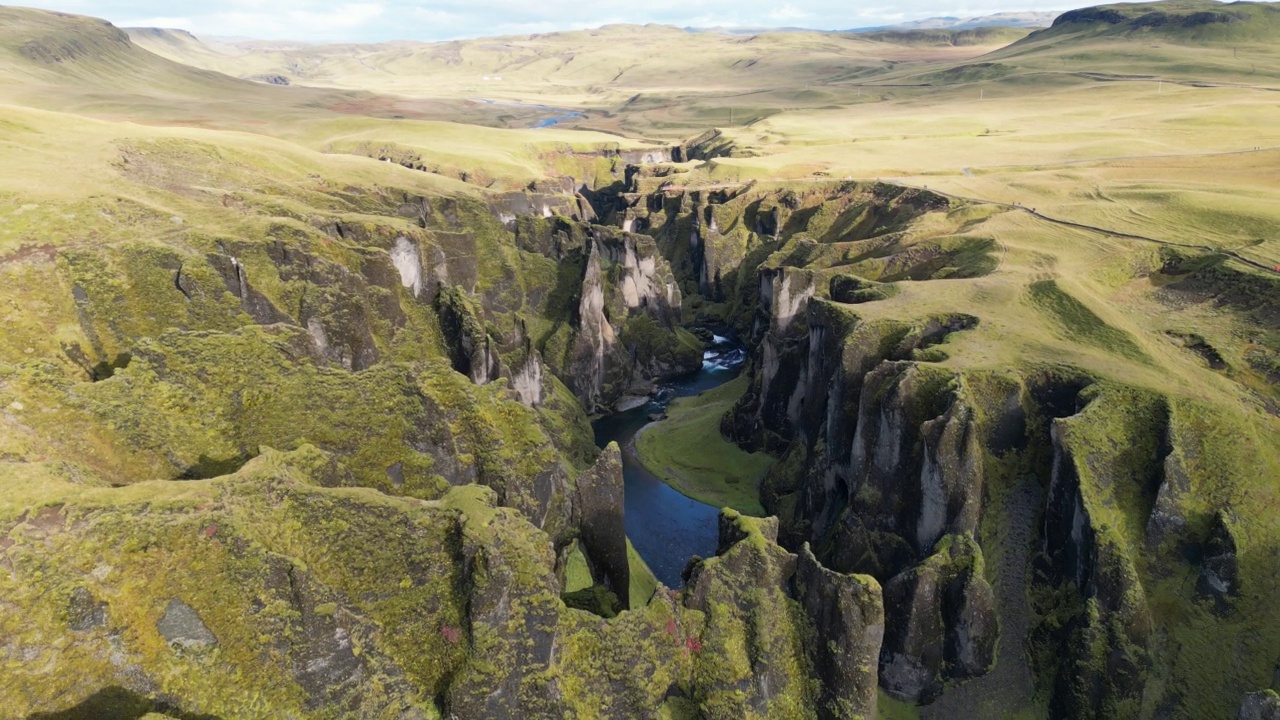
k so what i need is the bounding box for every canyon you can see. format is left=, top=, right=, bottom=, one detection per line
left=1, top=2, right=1279, bottom=719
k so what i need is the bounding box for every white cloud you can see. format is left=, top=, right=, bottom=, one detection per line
left=18, top=0, right=1080, bottom=41
left=768, top=5, right=813, bottom=22
left=202, top=3, right=386, bottom=39
left=119, top=15, right=192, bottom=28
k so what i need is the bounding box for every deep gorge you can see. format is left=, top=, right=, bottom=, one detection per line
left=5, top=5, right=1280, bottom=718
left=6, top=136, right=1278, bottom=720
left=500, top=153, right=1276, bottom=717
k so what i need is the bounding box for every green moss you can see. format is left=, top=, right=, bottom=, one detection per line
left=554, top=593, right=696, bottom=717
left=619, top=314, right=704, bottom=379
left=562, top=541, right=593, bottom=593
left=533, top=373, right=598, bottom=469
left=658, top=696, right=699, bottom=720
left=562, top=584, right=622, bottom=618
left=628, top=540, right=661, bottom=608
left=876, top=689, right=921, bottom=720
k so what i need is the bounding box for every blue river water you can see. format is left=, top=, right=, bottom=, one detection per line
left=477, top=99, right=582, bottom=128
left=532, top=111, right=583, bottom=128
left=591, top=338, right=747, bottom=587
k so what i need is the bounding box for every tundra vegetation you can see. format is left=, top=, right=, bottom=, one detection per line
left=0, top=1, right=1278, bottom=718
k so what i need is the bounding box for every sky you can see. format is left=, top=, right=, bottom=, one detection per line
left=14, top=0, right=1080, bottom=42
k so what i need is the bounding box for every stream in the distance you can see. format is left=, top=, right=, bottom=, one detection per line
left=591, top=336, right=748, bottom=587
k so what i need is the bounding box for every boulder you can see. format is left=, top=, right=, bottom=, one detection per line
left=156, top=599, right=216, bottom=650
left=1197, top=510, right=1241, bottom=608
left=1239, top=690, right=1280, bottom=720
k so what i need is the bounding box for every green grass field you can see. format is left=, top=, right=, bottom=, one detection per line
left=634, top=376, right=774, bottom=516
left=568, top=539, right=662, bottom=608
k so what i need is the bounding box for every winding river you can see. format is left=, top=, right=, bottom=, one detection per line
left=591, top=337, right=747, bottom=587
left=532, top=111, right=583, bottom=128
left=476, top=99, right=583, bottom=128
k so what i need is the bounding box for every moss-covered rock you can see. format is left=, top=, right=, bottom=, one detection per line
left=683, top=510, right=887, bottom=720
left=795, top=543, right=884, bottom=720
left=574, top=442, right=630, bottom=608
left=879, top=535, right=997, bottom=703
left=1239, top=690, right=1280, bottom=720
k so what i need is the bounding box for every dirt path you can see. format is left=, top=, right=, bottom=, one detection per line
left=653, top=169, right=1278, bottom=274
left=966, top=144, right=1280, bottom=173
left=891, top=181, right=1279, bottom=274
left=922, top=474, right=1043, bottom=719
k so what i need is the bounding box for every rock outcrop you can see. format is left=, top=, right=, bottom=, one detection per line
left=1197, top=510, right=1242, bottom=608
left=686, top=511, right=884, bottom=720
left=795, top=543, right=884, bottom=719
left=156, top=598, right=217, bottom=650
left=879, top=535, right=996, bottom=703
left=438, top=285, right=501, bottom=384
left=1240, top=691, right=1280, bottom=720
left=574, top=443, right=630, bottom=607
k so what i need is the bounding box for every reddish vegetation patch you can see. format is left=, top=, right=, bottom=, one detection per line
left=665, top=618, right=677, bottom=635
left=26, top=505, right=66, bottom=532
left=0, top=244, right=55, bottom=267
left=202, top=524, right=219, bottom=537
left=684, top=637, right=702, bottom=654
left=440, top=624, right=462, bottom=645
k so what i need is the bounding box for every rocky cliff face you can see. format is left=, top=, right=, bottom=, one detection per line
left=684, top=510, right=884, bottom=720
left=712, top=268, right=1278, bottom=719
left=510, top=210, right=701, bottom=412
left=1, top=444, right=888, bottom=719
left=608, top=171, right=1280, bottom=719
left=5, top=124, right=1277, bottom=720
left=4, top=138, right=920, bottom=719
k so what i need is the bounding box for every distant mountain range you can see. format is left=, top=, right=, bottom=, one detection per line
left=854, top=11, right=1063, bottom=31
left=686, top=10, right=1061, bottom=35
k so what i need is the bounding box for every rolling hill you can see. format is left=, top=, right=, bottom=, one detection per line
left=123, top=21, right=1027, bottom=135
